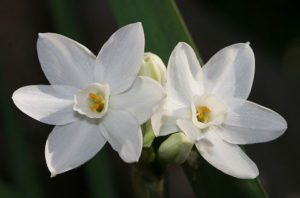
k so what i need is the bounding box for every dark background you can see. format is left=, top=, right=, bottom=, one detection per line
left=0, top=0, right=299, bottom=197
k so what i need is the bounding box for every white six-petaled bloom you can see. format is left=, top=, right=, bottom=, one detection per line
left=152, top=42, right=287, bottom=179
left=12, top=22, right=165, bottom=176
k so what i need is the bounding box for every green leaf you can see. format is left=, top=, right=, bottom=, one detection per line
left=183, top=150, right=268, bottom=198
left=107, top=0, right=268, bottom=197
left=107, top=0, right=202, bottom=64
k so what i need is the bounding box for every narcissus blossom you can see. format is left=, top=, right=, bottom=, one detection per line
left=12, top=23, right=165, bottom=176
left=152, top=42, right=287, bottom=179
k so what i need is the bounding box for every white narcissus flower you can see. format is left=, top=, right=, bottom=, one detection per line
left=12, top=23, right=165, bottom=176
left=152, top=42, right=287, bottom=179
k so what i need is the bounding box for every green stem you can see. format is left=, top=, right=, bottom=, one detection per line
left=131, top=163, right=168, bottom=198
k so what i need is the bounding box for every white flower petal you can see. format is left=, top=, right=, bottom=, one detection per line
left=151, top=110, right=163, bottom=136
left=94, top=22, right=145, bottom=94
left=220, top=98, right=287, bottom=144
left=37, top=33, right=95, bottom=88
left=195, top=128, right=258, bottom=179
left=177, top=119, right=204, bottom=143
left=110, top=76, right=165, bottom=124
left=157, top=102, right=191, bottom=136
left=202, top=43, right=255, bottom=99
left=99, top=109, right=142, bottom=162
left=12, top=85, right=79, bottom=125
left=45, top=119, right=106, bottom=176
left=166, top=42, right=204, bottom=106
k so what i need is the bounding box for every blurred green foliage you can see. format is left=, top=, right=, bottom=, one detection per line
left=0, top=83, right=45, bottom=198
left=108, top=0, right=202, bottom=65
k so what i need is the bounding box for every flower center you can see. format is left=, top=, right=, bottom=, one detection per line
left=73, top=83, right=110, bottom=119
left=191, top=94, right=227, bottom=129
left=196, top=106, right=211, bottom=123
left=89, top=93, right=104, bottom=112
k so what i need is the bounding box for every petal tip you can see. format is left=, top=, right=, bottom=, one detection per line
left=50, top=172, right=56, bottom=178
left=176, top=42, right=188, bottom=48
left=11, top=88, right=22, bottom=108
left=11, top=90, right=17, bottom=101
left=281, top=115, right=288, bottom=127
left=242, top=162, right=259, bottom=179
left=248, top=169, right=259, bottom=179
left=135, top=21, right=142, bottom=26
left=280, top=118, right=288, bottom=133
left=241, top=42, right=253, bottom=51
left=127, top=22, right=143, bottom=32
left=38, top=33, right=50, bottom=40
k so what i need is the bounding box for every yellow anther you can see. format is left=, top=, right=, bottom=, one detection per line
left=91, top=104, right=100, bottom=111
left=89, top=93, right=99, bottom=100
left=97, top=98, right=103, bottom=104
left=196, top=108, right=203, bottom=119
left=202, top=106, right=211, bottom=112
left=196, top=106, right=211, bottom=123
left=89, top=93, right=103, bottom=104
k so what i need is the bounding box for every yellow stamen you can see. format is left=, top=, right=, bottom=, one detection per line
left=202, top=106, right=211, bottom=112
left=196, top=108, right=203, bottom=119
left=89, top=93, right=103, bottom=104
left=97, top=98, right=103, bottom=103
left=196, top=106, right=211, bottom=123
left=91, top=104, right=100, bottom=111
left=89, top=93, right=98, bottom=100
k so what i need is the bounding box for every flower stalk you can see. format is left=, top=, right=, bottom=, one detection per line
left=131, top=162, right=168, bottom=198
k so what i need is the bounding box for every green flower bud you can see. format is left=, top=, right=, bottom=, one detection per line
left=158, top=132, right=193, bottom=164
left=142, top=120, right=155, bottom=148
left=138, top=52, right=166, bottom=84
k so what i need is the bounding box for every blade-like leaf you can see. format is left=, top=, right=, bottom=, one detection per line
left=183, top=150, right=268, bottom=197
left=108, top=0, right=201, bottom=64
left=107, top=0, right=268, bottom=197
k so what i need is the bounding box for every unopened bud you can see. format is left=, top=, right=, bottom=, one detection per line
left=142, top=120, right=155, bottom=148
left=138, top=52, right=166, bottom=84
left=158, top=132, right=193, bottom=164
